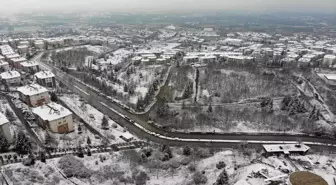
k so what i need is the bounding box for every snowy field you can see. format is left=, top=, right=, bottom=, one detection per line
left=60, top=94, right=137, bottom=143
left=4, top=147, right=335, bottom=185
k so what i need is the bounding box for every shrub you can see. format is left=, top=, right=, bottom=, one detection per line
left=216, top=161, right=226, bottom=169
left=182, top=146, right=191, bottom=156
left=180, top=157, right=191, bottom=166
left=193, top=171, right=207, bottom=184
left=58, top=155, right=92, bottom=178
left=170, top=159, right=180, bottom=169
left=188, top=163, right=196, bottom=172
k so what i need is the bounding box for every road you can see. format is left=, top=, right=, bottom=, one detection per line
left=34, top=51, right=336, bottom=151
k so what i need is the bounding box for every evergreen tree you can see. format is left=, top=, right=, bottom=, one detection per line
left=87, top=137, right=91, bottom=145
left=214, top=169, right=229, bottom=185
left=101, top=116, right=109, bottom=129
left=5, top=108, right=14, bottom=121
left=207, top=103, right=213, bottom=113
left=0, top=134, right=9, bottom=152
left=15, top=131, right=31, bottom=154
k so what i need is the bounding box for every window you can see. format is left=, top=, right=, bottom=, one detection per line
left=45, top=78, right=52, bottom=83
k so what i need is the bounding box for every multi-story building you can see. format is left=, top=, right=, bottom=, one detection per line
left=0, top=45, right=15, bottom=56
left=17, top=45, right=29, bottom=54
left=0, top=71, right=21, bottom=85
left=34, top=71, right=56, bottom=88
left=20, top=61, right=39, bottom=74
left=10, top=57, right=27, bottom=68
left=32, top=102, right=74, bottom=133
left=17, top=84, right=50, bottom=107
left=0, top=60, right=9, bottom=72
left=0, top=112, right=13, bottom=143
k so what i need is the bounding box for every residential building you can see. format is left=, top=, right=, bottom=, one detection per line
left=263, top=144, right=310, bottom=157
left=34, top=40, right=45, bottom=49
left=17, top=84, right=50, bottom=107
left=183, top=56, right=199, bottom=64
left=0, top=60, right=9, bottom=72
left=0, top=112, right=13, bottom=143
left=0, top=45, right=15, bottom=56
left=227, top=56, right=254, bottom=64
left=10, top=57, right=27, bottom=68
left=5, top=53, right=20, bottom=61
left=19, top=40, right=30, bottom=47
left=20, top=61, right=39, bottom=74
left=17, top=45, right=28, bottom=54
left=322, top=55, right=336, bottom=68
left=34, top=71, right=56, bottom=87
left=0, top=71, right=21, bottom=85
left=32, top=102, right=74, bottom=133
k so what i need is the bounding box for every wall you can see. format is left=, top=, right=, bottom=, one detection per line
left=29, top=92, right=50, bottom=107
left=0, top=122, right=13, bottom=143
left=48, top=115, right=74, bottom=133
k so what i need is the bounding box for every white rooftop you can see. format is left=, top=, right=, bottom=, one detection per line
left=17, top=45, right=28, bottom=49
left=5, top=53, right=20, bottom=59
left=0, top=112, right=9, bottom=126
left=0, top=45, right=14, bottom=55
left=0, top=71, right=20, bottom=79
left=324, top=55, right=336, bottom=60
left=20, top=61, right=38, bottom=67
left=0, top=55, right=4, bottom=60
left=34, top=71, right=55, bottom=79
left=17, top=84, right=49, bottom=96
left=324, top=74, right=336, bottom=81
left=32, top=102, right=72, bottom=122
left=0, top=60, right=8, bottom=66
left=263, top=144, right=310, bottom=154
left=12, top=57, right=27, bottom=63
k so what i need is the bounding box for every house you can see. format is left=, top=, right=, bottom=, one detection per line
left=34, top=40, right=45, bottom=49
left=34, top=71, right=56, bottom=87
left=120, top=132, right=134, bottom=142
left=227, top=56, right=254, bottom=64
left=298, top=58, right=311, bottom=68
left=0, top=112, right=13, bottom=143
left=10, top=57, right=27, bottom=68
left=20, top=61, right=39, bottom=74
left=5, top=53, right=20, bottom=61
left=0, top=60, right=9, bottom=72
left=183, top=56, right=199, bottom=64
left=17, top=84, right=50, bottom=107
left=0, top=71, right=21, bottom=85
left=17, top=45, right=28, bottom=54
left=199, top=55, right=217, bottom=63
left=32, top=102, right=74, bottom=133
left=0, top=45, right=15, bottom=56
left=322, top=55, right=336, bottom=68
left=263, top=144, right=310, bottom=157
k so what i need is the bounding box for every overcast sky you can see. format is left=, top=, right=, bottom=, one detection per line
left=1, top=0, right=336, bottom=14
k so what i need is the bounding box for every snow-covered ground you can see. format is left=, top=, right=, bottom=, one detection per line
left=60, top=94, right=137, bottom=143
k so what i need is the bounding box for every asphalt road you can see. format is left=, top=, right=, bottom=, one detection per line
left=35, top=52, right=336, bottom=152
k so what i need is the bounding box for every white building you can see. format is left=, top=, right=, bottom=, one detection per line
left=0, top=45, right=15, bottom=56
left=19, top=41, right=30, bottom=47
left=298, top=58, right=311, bottom=68
left=17, top=45, right=28, bottom=54
left=183, top=56, right=199, bottom=64
left=11, top=57, right=27, bottom=68
left=34, top=70, right=56, bottom=87
left=263, top=144, right=310, bottom=157
left=199, top=55, right=217, bottom=63
left=17, top=84, right=50, bottom=107
left=0, top=60, right=9, bottom=71
left=322, top=55, right=336, bottom=68
left=34, top=40, right=45, bottom=49
left=227, top=56, right=254, bottom=64
left=5, top=53, right=20, bottom=60
left=20, top=61, right=39, bottom=73
left=0, top=71, right=21, bottom=85
left=32, top=102, right=74, bottom=133
left=0, top=112, right=13, bottom=143
left=222, top=38, right=243, bottom=47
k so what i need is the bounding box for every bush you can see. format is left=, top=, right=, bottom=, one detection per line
left=58, top=155, right=92, bottom=178
left=180, top=157, right=191, bottom=166
left=196, top=148, right=212, bottom=158
left=182, top=146, right=191, bottom=156
left=188, top=163, right=196, bottom=172
left=132, top=170, right=148, bottom=185
left=170, top=159, right=180, bottom=169
left=216, top=161, right=226, bottom=169
left=193, top=171, right=207, bottom=184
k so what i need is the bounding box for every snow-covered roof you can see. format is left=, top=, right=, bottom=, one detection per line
left=0, top=60, right=8, bottom=66
left=17, top=84, right=49, bottom=96
left=303, top=54, right=316, bottom=59
left=200, top=55, right=217, bottom=59
left=0, top=45, right=14, bottom=55
left=263, top=144, right=310, bottom=154
left=121, top=132, right=134, bottom=140
left=20, top=61, right=38, bottom=67
left=34, top=71, right=55, bottom=79
left=324, top=74, right=336, bottom=81
left=0, top=71, right=20, bottom=79
left=11, top=57, right=27, bottom=63
left=324, top=55, right=336, bottom=60
left=131, top=56, right=142, bottom=61
left=5, top=53, right=20, bottom=59
left=299, top=58, right=311, bottom=63
left=0, top=55, right=4, bottom=60
left=17, top=45, right=28, bottom=49
left=0, top=112, right=9, bottom=126
left=32, top=102, right=72, bottom=122
left=228, top=55, right=254, bottom=60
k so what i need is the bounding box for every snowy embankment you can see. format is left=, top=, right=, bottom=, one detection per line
left=60, top=95, right=136, bottom=143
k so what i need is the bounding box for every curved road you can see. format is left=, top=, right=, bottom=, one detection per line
left=34, top=52, right=336, bottom=151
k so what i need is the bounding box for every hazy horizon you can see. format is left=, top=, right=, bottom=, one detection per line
left=1, top=0, right=336, bottom=14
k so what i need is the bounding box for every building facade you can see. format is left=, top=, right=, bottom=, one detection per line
left=17, top=84, right=50, bottom=107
